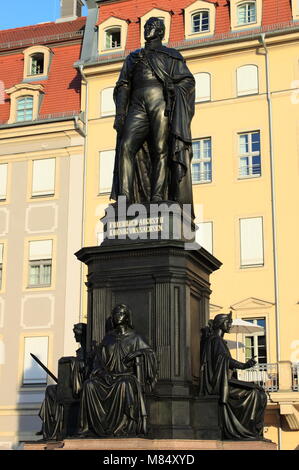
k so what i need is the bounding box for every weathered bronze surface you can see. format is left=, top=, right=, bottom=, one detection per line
left=111, top=17, right=195, bottom=208
left=199, top=312, right=267, bottom=440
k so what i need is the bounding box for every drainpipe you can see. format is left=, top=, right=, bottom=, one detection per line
left=260, top=33, right=281, bottom=451
left=78, top=64, right=88, bottom=322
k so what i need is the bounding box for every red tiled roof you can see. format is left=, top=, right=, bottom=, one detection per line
left=0, top=17, right=86, bottom=51
left=0, top=18, right=85, bottom=123
left=97, top=0, right=293, bottom=49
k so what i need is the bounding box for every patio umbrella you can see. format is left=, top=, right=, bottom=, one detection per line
left=230, top=318, right=264, bottom=360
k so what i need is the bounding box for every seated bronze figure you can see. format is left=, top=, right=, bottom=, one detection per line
left=78, top=304, right=158, bottom=437
left=200, top=312, right=267, bottom=440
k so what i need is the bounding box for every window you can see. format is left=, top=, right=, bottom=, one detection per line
left=105, top=28, right=121, bottom=49
left=28, top=240, right=52, bottom=287
left=101, top=88, right=115, bottom=117
left=192, top=138, right=212, bottom=183
left=237, top=2, right=257, bottom=25
left=196, top=222, right=213, bottom=254
left=195, top=73, right=211, bottom=102
left=0, top=244, right=3, bottom=289
left=240, top=217, right=264, bottom=267
left=192, top=11, right=209, bottom=33
left=30, top=53, right=44, bottom=75
left=16, top=96, right=33, bottom=122
left=0, top=164, right=8, bottom=200
left=244, top=318, right=267, bottom=364
left=237, top=65, right=258, bottom=96
left=239, top=131, right=261, bottom=178
left=32, top=158, right=56, bottom=197
left=99, top=150, right=115, bottom=194
left=23, top=336, right=49, bottom=385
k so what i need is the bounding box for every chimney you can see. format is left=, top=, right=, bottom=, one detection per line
left=56, top=0, right=83, bottom=23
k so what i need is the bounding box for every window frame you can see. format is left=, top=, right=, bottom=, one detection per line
left=191, top=10, right=210, bottom=34
left=16, top=95, right=34, bottom=122
left=27, top=239, right=53, bottom=289
left=31, top=158, right=56, bottom=198
left=29, top=53, right=45, bottom=76
left=243, top=317, right=267, bottom=364
left=194, top=72, right=211, bottom=103
left=192, top=137, right=212, bottom=184
left=238, top=130, right=261, bottom=179
left=100, top=87, right=116, bottom=117
left=104, top=27, right=121, bottom=50
left=237, top=2, right=257, bottom=26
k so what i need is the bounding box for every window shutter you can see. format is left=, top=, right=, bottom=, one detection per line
left=196, top=221, right=213, bottom=254
left=195, top=73, right=211, bottom=102
left=23, top=337, right=49, bottom=384
left=240, top=217, right=264, bottom=266
left=0, top=164, right=8, bottom=200
left=29, top=240, right=52, bottom=261
left=32, top=158, right=55, bottom=196
left=99, top=150, right=115, bottom=194
left=237, top=65, right=258, bottom=95
left=101, top=88, right=115, bottom=116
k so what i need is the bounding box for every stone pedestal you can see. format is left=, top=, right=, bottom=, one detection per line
left=23, top=438, right=277, bottom=451
left=76, top=201, right=221, bottom=438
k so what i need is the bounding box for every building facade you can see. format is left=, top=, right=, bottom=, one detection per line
left=77, top=0, right=299, bottom=449
left=0, top=4, right=86, bottom=448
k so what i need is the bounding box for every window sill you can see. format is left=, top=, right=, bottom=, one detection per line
left=100, top=113, right=115, bottom=119
left=192, top=180, right=212, bottom=185
left=240, top=264, right=264, bottom=269
left=31, top=194, right=55, bottom=199
left=238, top=174, right=261, bottom=180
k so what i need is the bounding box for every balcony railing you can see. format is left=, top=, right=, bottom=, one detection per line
left=292, top=363, right=299, bottom=391
left=237, top=363, right=279, bottom=392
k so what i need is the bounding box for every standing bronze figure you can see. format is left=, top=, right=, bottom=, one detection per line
left=111, top=17, right=195, bottom=207
left=200, top=313, right=267, bottom=440
left=78, top=304, right=158, bottom=437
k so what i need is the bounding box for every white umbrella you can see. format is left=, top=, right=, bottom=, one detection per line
left=230, top=318, right=264, bottom=360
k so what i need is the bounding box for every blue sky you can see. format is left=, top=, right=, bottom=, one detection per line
left=0, top=0, right=88, bottom=30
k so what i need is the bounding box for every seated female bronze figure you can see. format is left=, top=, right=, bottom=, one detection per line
left=78, top=304, right=158, bottom=437
left=200, top=312, right=267, bottom=440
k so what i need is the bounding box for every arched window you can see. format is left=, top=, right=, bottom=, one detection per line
left=16, top=96, right=33, bottom=122
left=237, top=2, right=257, bottom=25
left=105, top=27, right=121, bottom=50
left=194, top=73, right=211, bottom=102
left=192, top=11, right=210, bottom=33
left=237, top=65, right=258, bottom=96
left=101, top=87, right=115, bottom=117
left=29, top=53, right=44, bottom=75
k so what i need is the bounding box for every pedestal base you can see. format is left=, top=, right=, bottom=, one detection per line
left=23, top=438, right=277, bottom=451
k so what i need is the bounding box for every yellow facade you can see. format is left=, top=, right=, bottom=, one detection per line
left=80, top=31, right=299, bottom=449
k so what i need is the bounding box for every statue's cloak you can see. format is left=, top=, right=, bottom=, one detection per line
left=111, top=45, right=195, bottom=209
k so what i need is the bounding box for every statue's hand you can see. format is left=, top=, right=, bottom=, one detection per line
left=245, top=358, right=257, bottom=369
left=113, top=114, right=126, bottom=134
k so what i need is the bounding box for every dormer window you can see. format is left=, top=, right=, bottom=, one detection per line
left=23, top=46, right=51, bottom=79
left=192, top=11, right=209, bottom=33
left=16, top=96, right=34, bottom=122
left=237, top=2, right=257, bottom=25
left=30, top=53, right=44, bottom=75
left=105, top=27, right=121, bottom=50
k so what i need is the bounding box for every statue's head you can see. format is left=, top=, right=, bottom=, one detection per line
left=73, top=322, right=87, bottom=343
left=111, top=304, right=133, bottom=329
left=144, top=17, right=165, bottom=42
left=212, top=312, right=233, bottom=333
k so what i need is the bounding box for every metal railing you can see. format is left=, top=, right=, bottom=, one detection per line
left=237, top=363, right=279, bottom=392
left=239, top=163, right=261, bottom=178
left=292, top=363, right=299, bottom=391
left=0, top=30, right=84, bottom=51
left=0, top=110, right=81, bottom=126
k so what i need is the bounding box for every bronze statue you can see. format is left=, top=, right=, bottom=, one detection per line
left=200, top=312, right=267, bottom=440
left=78, top=304, right=158, bottom=437
left=111, top=17, right=195, bottom=208
left=38, top=323, right=89, bottom=440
